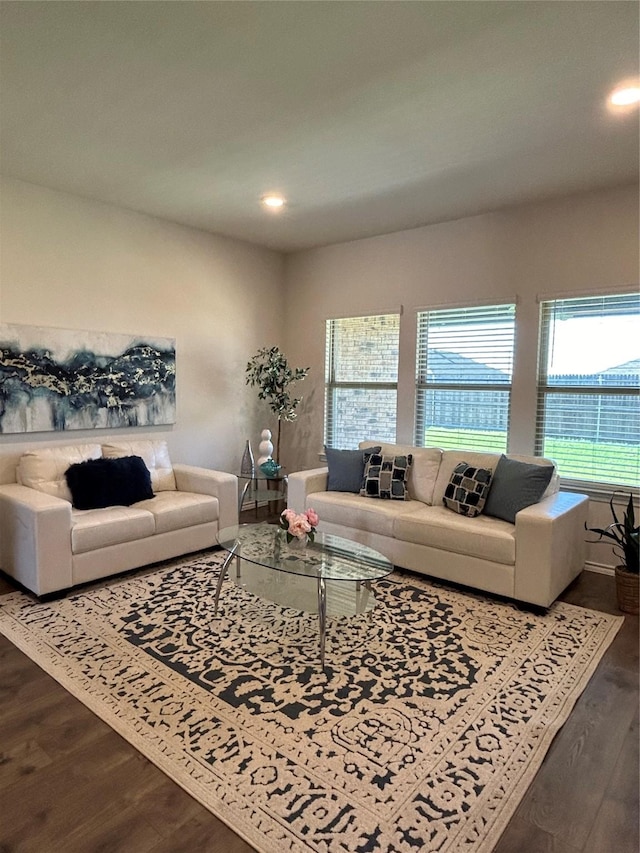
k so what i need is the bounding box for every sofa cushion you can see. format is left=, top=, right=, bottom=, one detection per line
left=484, top=455, right=554, bottom=523
left=102, top=440, right=176, bottom=491
left=325, top=445, right=381, bottom=493
left=308, top=491, right=423, bottom=537
left=360, top=442, right=442, bottom=504
left=65, top=456, right=154, bottom=510
left=361, top=452, right=413, bottom=500
left=443, top=462, right=493, bottom=518
left=135, top=490, right=219, bottom=534
left=17, top=443, right=102, bottom=503
left=394, top=505, right=516, bottom=565
left=71, top=506, right=155, bottom=554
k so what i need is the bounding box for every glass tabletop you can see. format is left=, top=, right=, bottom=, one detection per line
left=238, top=470, right=287, bottom=482
left=216, top=522, right=392, bottom=583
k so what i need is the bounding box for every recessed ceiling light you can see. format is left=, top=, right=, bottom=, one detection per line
left=261, top=194, right=286, bottom=210
left=608, top=81, right=640, bottom=109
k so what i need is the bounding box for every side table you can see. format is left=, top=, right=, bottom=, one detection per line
left=238, top=470, right=288, bottom=517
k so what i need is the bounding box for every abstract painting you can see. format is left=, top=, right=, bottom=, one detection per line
left=0, top=324, right=175, bottom=434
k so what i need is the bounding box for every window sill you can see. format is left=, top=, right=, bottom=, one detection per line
left=558, top=479, right=638, bottom=502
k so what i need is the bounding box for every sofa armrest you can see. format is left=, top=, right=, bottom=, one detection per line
left=0, top=484, right=73, bottom=596
left=173, top=465, right=239, bottom=530
left=287, top=468, right=329, bottom=512
left=514, top=490, right=589, bottom=607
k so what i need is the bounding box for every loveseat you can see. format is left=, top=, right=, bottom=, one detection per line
left=0, top=439, right=238, bottom=596
left=288, top=441, right=589, bottom=608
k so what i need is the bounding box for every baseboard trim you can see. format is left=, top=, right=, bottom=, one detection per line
left=585, top=562, right=615, bottom=576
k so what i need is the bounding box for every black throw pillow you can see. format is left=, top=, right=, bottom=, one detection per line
left=65, top=456, right=154, bottom=510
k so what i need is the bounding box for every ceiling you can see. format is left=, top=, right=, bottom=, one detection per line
left=1, top=1, right=638, bottom=253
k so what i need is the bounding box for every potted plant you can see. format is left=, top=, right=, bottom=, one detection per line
left=245, top=346, right=310, bottom=465
left=586, top=492, right=639, bottom=614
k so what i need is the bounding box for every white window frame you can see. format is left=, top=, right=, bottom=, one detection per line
left=324, top=313, right=400, bottom=449
left=536, top=292, right=640, bottom=492
left=414, top=302, right=516, bottom=452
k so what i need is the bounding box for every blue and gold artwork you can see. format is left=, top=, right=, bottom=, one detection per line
left=0, top=323, right=176, bottom=433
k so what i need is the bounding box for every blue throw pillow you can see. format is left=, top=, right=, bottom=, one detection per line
left=483, top=455, right=554, bottom=523
left=325, top=446, right=381, bottom=493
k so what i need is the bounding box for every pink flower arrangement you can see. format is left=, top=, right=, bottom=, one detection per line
left=280, top=508, right=319, bottom=543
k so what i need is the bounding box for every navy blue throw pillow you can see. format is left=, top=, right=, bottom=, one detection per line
left=65, top=455, right=154, bottom=509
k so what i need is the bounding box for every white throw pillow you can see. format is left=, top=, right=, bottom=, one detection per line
left=18, top=443, right=102, bottom=502
left=102, top=440, right=176, bottom=491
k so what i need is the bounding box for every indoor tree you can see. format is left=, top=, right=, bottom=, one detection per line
left=245, top=346, right=310, bottom=465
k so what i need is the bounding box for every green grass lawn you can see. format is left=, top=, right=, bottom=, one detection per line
left=423, top=427, right=639, bottom=488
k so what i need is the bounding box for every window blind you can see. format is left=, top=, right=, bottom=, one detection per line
left=536, top=292, right=640, bottom=489
left=325, top=314, right=399, bottom=449
left=415, top=303, right=516, bottom=452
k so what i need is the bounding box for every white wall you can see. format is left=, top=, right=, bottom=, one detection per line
left=0, top=177, right=285, bottom=472
left=1, top=178, right=637, bottom=571
left=282, top=184, right=639, bottom=570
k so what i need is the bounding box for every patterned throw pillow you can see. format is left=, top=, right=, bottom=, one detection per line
left=360, top=452, right=413, bottom=500
left=443, top=462, right=493, bottom=517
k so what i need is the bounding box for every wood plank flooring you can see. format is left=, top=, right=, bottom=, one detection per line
left=0, top=532, right=637, bottom=852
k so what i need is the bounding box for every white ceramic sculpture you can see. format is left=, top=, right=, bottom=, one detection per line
left=257, top=429, right=274, bottom=465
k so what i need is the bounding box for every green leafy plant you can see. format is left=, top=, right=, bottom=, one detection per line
left=585, top=492, right=639, bottom=573
left=245, top=346, right=310, bottom=464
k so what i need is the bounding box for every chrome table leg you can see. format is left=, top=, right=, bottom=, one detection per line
left=213, top=541, right=239, bottom=615
left=317, top=575, right=327, bottom=670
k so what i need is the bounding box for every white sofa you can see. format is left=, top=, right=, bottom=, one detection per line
left=0, top=439, right=238, bottom=596
left=288, top=441, right=589, bottom=608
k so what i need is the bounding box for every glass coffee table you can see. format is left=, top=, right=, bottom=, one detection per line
left=215, top=523, right=393, bottom=669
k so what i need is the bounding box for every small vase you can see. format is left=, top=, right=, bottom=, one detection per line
left=287, top=535, right=307, bottom=551
left=240, top=439, right=255, bottom=476
left=260, top=458, right=282, bottom=478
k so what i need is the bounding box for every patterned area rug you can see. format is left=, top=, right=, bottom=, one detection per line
left=0, top=552, right=622, bottom=853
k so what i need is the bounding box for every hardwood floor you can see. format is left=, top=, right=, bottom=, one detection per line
left=494, top=570, right=639, bottom=853
left=0, top=532, right=637, bottom=852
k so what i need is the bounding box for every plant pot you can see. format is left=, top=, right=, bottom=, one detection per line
left=615, top=565, right=639, bottom=615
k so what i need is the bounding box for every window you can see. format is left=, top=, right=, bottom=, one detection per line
left=325, top=314, right=399, bottom=449
left=415, top=303, right=516, bottom=452
left=536, top=293, right=640, bottom=489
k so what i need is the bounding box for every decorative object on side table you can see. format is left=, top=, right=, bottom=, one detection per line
left=240, top=439, right=255, bottom=477
left=280, top=507, right=318, bottom=544
left=245, top=346, right=310, bottom=465
left=257, top=429, right=274, bottom=465
left=586, top=491, right=639, bottom=614
left=259, top=459, right=281, bottom=478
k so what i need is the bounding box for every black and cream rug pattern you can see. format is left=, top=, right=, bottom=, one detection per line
left=0, top=553, right=622, bottom=853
